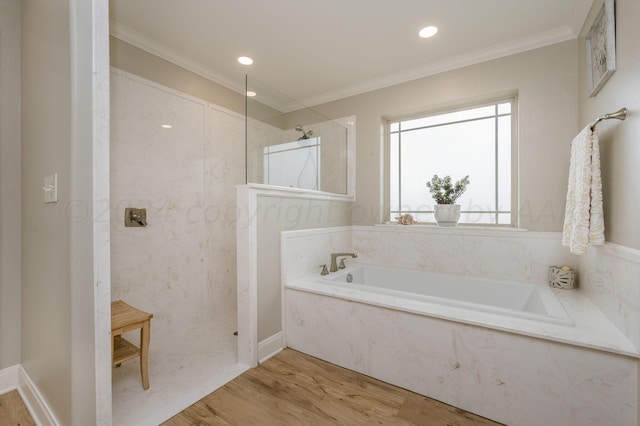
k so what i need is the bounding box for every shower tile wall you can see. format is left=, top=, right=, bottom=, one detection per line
left=110, top=70, right=244, bottom=354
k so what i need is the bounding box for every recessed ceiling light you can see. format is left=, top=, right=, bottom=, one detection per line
left=246, top=91, right=257, bottom=97
left=419, top=26, right=438, bottom=39
left=237, top=56, right=254, bottom=65
left=161, top=124, right=173, bottom=129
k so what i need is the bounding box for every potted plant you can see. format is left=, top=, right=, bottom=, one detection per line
left=426, top=175, right=470, bottom=226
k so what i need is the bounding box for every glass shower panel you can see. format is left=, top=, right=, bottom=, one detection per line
left=245, top=76, right=348, bottom=194
left=263, top=138, right=320, bottom=190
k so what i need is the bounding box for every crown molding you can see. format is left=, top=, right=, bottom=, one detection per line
left=110, top=21, right=246, bottom=96
left=110, top=21, right=577, bottom=110
left=300, top=26, right=578, bottom=107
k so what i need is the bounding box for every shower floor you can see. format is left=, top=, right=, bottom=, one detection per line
left=112, top=319, right=248, bottom=426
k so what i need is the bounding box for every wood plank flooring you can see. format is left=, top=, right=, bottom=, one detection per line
left=0, top=390, right=36, bottom=426
left=164, top=349, right=502, bottom=425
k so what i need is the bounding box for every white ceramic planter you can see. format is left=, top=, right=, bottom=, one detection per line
left=434, top=204, right=461, bottom=226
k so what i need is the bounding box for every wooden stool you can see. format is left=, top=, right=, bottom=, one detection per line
left=111, top=300, right=153, bottom=390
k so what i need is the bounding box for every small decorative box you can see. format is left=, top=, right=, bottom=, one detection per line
left=548, top=266, right=577, bottom=289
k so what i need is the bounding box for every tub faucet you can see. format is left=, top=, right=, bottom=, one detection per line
left=330, top=252, right=357, bottom=272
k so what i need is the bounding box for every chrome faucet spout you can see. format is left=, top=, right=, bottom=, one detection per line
left=330, top=252, right=357, bottom=272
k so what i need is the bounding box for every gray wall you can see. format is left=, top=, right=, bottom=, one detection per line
left=578, top=0, right=640, bottom=250
left=0, top=0, right=21, bottom=370
left=311, top=41, right=579, bottom=231
left=256, top=197, right=351, bottom=341
left=110, top=37, right=245, bottom=116
left=21, top=0, right=98, bottom=424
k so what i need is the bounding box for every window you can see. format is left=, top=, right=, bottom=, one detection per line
left=387, top=98, right=516, bottom=225
left=264, top=137, right=321, bottom=190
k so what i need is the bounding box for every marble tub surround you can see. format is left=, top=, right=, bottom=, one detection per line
left=580, top=243, right=640, bottom=350
left=284, top=289, right=638, bottom=426
left=281, top=225, right=640, bottom=425
left=353, top=225, right=580, bottom=283
left=280, top=225, right=580, bottom=287
left=280, top=226, right=353, bottom=283
left=286, top=272, right=637, bottom=357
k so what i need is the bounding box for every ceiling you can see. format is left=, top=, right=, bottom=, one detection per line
left=110, top=0, right=592, bottom=109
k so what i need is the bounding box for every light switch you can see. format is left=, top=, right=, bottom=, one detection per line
left=43, top=173, right=58, bottom=203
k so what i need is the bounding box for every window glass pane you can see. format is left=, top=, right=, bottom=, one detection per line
left=389, top=132, right=400, bottom=212
left=460, top=212, right=496, bottom=225
left=401, top=105, right=496, bottom=131
left=400, top=117, right=496, bottom=212
left=498, top=102, right=511, bottom=114
left=498, top=213, right=512, bottom=224
left=390, top=122, right=399, bottom=132
left=497, top=115, right=511, bottom=211
left=388, top=98, right=515, bottom=225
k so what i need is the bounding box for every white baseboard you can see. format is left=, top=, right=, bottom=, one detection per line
left=0, top=364, right=59, bottom=426
left=258, top=332, right=284, bottom=364
left=0, top=364, right=19, bottom=394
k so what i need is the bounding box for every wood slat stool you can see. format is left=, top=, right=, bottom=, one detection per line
left=111, top=300, right=153, bottom=390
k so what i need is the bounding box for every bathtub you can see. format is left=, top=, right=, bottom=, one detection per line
left=319, top=265, right=572, bottom=326
left=283, top=264, right=638, bottom=426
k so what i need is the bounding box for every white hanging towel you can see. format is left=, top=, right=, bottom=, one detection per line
left=562, top=125, right=605, bottom=255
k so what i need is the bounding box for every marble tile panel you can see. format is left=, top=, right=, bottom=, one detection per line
left=284, top=289, right=637, bottom=426
left=281, top=227, right=353, bottom=282
left=580, top=243, right=640, bottom=349
left=352, top=226, right=579, bottom=283
left=111, top=70, right=245, bottom=420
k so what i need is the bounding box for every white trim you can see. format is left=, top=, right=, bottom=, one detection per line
left=0, top=365, right=60, bottom=426
left=18, top=366, right=60, bottom=426
left=244, top=183, right=354, bottom=202
left=258, top=332, right=284, bottom=364
left=236, top=185, right=354, bottom=367
left=94, top=1, right=112, bottom=424
left=0, top=365, right=19, bottom=394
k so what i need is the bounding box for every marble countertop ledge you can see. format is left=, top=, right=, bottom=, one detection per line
left=285, top=275, right=639, bottom=359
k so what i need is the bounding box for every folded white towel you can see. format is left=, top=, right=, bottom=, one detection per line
left=562, top=125, right=605, bottom=255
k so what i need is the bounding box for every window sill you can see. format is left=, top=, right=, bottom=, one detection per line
left=373, top=222, right=544, bottom=238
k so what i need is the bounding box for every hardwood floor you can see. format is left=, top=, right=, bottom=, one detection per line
left=163, top=349, right=502, bottom=425
left=0, top=390, right=36, bottom=426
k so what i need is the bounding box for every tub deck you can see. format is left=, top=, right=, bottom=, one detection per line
left=287, top=267, right=637, bottom=357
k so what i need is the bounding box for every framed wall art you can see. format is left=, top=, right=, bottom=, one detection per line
left=586, top=0, right=616, bottom=97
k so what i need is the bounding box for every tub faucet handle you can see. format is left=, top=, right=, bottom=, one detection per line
left=319, top=264, right=329, bottom=276
left=338, top=258, right=347, bottom=269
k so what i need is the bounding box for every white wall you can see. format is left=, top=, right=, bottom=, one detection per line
left=311, top=40, right=579, bottom=231
left=0, top=0, right=21, bottom=371
left=578, top=0, right=640, bottom=250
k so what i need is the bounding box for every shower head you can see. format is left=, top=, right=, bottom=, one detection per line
left=295, top=124, right=313, bottom=140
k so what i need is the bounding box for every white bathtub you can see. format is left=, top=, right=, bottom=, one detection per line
left=319, top=265, right=572, bottom=326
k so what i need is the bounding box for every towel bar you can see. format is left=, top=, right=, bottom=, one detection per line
left=590, top=107, right=627, bottom=131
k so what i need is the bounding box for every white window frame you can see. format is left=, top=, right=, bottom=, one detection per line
left=384, top=96, right=518, bottom=226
